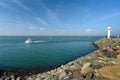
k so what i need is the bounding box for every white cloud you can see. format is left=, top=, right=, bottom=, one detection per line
left=0, top=2, right=13, bottom=9
left=11, top=0, right=32, bottom=12
left=56, top=29, right=66, bottom=32
left=100, top=12, right=120, bottom=20
left=29, top=26, right=38, bottom=30
left=29, top=26, right=45, bottom=31
left=39, top=0, right=62, bottom=26
left=26, top=23, right=45, bottom=31
left=39, top=2, right=57, bottom=20
left=85, top=29, right=95, bottom=33
left=47, top=9, right=58, bottom=22
left=26, top=23, right=32, bottom=26
left=39, top=27, right=45, bottom=30
left=36, top=17, right=47, bottom=25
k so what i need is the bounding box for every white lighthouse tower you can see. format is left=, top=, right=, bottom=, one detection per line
left=107, top=26, right=111, bottom=39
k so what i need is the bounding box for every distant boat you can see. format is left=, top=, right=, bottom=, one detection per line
left=25, top=38, right=33, bottom=44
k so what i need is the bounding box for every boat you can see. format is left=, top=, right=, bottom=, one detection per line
left=25, top=38, right=33, bottom=44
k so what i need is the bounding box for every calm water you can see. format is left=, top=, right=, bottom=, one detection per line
left=0, top=36, right=101, bottom=71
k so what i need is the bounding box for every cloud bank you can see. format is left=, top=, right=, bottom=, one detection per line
left=85, top=29, right=95, bottom=33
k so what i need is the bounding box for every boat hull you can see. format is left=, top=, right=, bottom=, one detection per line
left=25, top=39, right=33, bottom=44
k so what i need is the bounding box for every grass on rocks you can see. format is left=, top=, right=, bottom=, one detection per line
left=99, top=62, right=120, bottom=80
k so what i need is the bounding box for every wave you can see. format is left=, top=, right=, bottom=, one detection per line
left=33, top=40, right=45, bottom=43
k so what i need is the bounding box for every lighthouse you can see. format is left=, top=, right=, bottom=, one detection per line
left=107, top=26, right=111, bottom=39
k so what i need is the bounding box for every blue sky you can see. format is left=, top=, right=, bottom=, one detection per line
left=0, top=0, right=120, bottom=36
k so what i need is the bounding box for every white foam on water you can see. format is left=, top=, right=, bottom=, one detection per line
left=33, top=40, right=45, bottom=43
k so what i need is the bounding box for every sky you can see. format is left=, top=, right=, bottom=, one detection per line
left=0, top=0, right=120, bottom=36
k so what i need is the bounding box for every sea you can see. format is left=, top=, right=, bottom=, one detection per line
left=0, top=36, right=102, bottom=72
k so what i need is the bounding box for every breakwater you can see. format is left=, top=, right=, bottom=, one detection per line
left=1, top=38, right=120, bottom=80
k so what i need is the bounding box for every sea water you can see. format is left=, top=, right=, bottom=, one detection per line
left=0, top=36, right=102, bottom=71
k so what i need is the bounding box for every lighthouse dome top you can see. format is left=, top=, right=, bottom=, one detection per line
left=107, top=26, right=111, bottom=30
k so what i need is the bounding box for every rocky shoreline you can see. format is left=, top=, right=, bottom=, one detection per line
left=1, top=38, right=120, bottom=80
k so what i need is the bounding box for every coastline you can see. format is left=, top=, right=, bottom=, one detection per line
left=1, top=38, right=120, bottom=80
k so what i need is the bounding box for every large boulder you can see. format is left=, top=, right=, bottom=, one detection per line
left=72, top=71, right=83, bottom=80
left=59, top=71, right=67, bottom=80
left=26, top=76, right=33, bottom=80
left=81, top=67, right=93, bottom=76
left=92, top=60, right=105, bottom=69
left=104, top=48, right=118, bottom=58
left=16, top=77, right=21, bottom=80
left=80, top=62, right=92, bottom=76
left=69, top=65, right=81, bottom=71
left=35, top=77, right=40, bottom=80
left=5, top=77, right=11, bottom=80
left=10, top=75, right=15, bottom=80
left=117, top=54, right=120, bottom=60
left=117, top=50, right=120, bottom=54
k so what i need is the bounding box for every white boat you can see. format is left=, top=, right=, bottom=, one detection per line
left=25, top=38, right=33, bottom=44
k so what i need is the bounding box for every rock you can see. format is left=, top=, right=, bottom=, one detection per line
left=60, top=65, right=67, bottom=70
left=81, top=62, right=91, bottom=71
left=117, top=50, right=120, bottom=54
left=104, top=48, right=117, bottom=58
left=0, top=76, right=5, bottom=80
left=71, top=79, right=79, bottom=80
left=105, top=58, right=118, bottom=65
left=69, top=65, right=81, bottom=71
left=59, top=71, right=67, bottom=80
left=93, top=69, right=100, bottom=77
left=63, top=76, right=70, bottom=80
left=109, top=60, right=118, bottom=65
left=16, top=77, right=20, bottom=80
left=67, top=62, right=74, bottom=66
left=81, top=67, right=93, bottom=77
left=37, top=73, right=41, bottom=77
left=57, top=68, right=64, bottom=74
left=10, top=75, right=15, bottom=80
left=40, top=73, right=48, bottom=79
left=85, top=53, right=97, bottom=61
left=97, top=57, right=104, bottom=60
left=67, top=71, right=73, bottom=78
left=0, top=78, right=4, bottom=80
left=35, top=77, right=40, bottom=80
left=85, top=72, right=94, bottom=80
left=117, top=54, right=120, bottom=60
left=72, top=71, right=83, bottom=80
left=5, top=77, right=11, bottom=80
left=0, top=78, right=3, bottom=80
left=92, top=61, right=105, bottom=69
left=94, top=76, right=109, bottom=80
left=95, top=50, right=105, bottom=57
left=116, top=46, right=120, bottom=49
left=26, top=76, right=33, bottom=80
left=80, top=62, right=93, bottom=79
